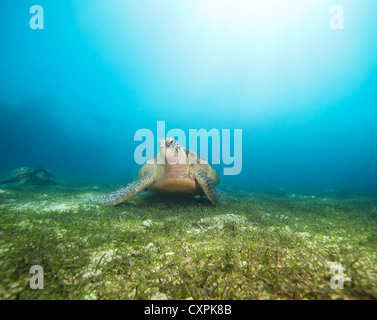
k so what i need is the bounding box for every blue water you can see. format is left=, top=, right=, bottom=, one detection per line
left=1, top=0, right=377, bottom=193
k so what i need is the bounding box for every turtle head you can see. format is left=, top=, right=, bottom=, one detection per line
left=159, top=137, right=186, bottom=165
left=36, top=171, right=50, bottom=182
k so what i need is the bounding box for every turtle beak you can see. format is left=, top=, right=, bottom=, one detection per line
left=159, top=139, right=167, bottom=157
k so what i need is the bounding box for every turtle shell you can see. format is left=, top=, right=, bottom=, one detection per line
left=0, top=166, right=52, bottom=184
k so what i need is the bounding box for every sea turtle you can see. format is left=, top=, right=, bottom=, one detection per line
left=0, top=166, right=57, bottom=188
left=99, top=137, right=221, bottom=206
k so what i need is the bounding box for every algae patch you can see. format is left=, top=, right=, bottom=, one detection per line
left=0, top=185, right=376, bottom=300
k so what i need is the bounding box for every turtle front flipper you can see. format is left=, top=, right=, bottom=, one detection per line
left=195, top=172, right=221, bottom=205
left=99, top=174, right=155, bottom=206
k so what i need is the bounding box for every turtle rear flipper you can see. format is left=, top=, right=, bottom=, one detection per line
left=99, top=174, right=155, bottom=206
left=0, top=181, right=23, bottom=189
left=195, top=172, right=221, bottom=205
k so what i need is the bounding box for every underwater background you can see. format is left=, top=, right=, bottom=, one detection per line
left=0, top=0, right=377, bottom=300
left=1, top=0, right=377, bottom=193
